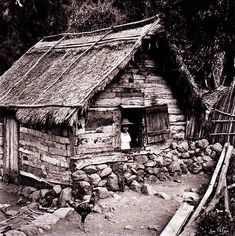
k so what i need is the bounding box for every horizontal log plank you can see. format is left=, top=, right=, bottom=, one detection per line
left=212, top=120, right=235, bottom=123
left=160, top=203, right=194, bottom=236
left=20, top=127, right=70, bottom=144
left=210, top=133, right=235, bottom=136
left=20, top=132, right=67, bottom=150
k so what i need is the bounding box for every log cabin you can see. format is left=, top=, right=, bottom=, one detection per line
left=0, top=17, right=206, bottom=185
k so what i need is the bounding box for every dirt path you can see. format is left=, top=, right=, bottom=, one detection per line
left=43, top=173, right=209, bottom=236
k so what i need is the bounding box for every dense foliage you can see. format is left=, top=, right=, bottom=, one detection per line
left=0, top=0, right=234, bottom=88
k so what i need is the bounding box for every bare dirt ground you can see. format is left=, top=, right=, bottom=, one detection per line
left=42, top=173, right=209, bottom=236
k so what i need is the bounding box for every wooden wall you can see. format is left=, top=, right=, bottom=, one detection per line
left=19, top=126, right=72, bottom=184
left=0, top=120, right=3, bottom=176
left=74, top=53, right=186, bottom=156
left=74, top=108, right=121, bottom=155
left=93, top=54, right=186, bottom=136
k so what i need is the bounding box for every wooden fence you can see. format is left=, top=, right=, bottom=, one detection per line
left=209, top=79, right=235, bottom=146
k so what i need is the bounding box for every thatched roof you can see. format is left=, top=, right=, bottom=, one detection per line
left=0, top=17, right=161, bottom=125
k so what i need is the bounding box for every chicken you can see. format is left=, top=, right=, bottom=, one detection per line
left=67, top=191, right=98, bottom=232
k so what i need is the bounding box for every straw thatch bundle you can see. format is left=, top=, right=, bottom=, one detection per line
left=0, top=18, right=161, bottom=126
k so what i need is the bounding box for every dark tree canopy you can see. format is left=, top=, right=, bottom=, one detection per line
left=0, top=0, right=234, bottom=88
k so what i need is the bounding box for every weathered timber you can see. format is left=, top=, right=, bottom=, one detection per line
left=212, top=120, right=235, bottom=123
left=224, top=178, right=232, bottom=218
left=20, top=127, right=70, bottom=144
left=204, top=145, right=233, bottom=214
left=180, top=144, right=228, bottom=236
left=41, top=16, right=158, bottom=40
left=3, top=117, right=19, bottom=181
left=210, top=133, right=235, bottom=136
left=73, top=152, right=127, bottom=169
left=160, top=203, right=194, bottom=236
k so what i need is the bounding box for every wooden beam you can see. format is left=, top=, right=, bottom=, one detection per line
left=42, top=16, right=158, bottom=40
left=204, top=145, right=233, bottom=214
left=212, top=120, right=235, bottom=123
left=180, top=144, right=228, bottom=236
left=0, top=104, right=83, bottom=109
left=210, top=133, right=235, bottom=136
left=160, top=203, right=194, bottom=236
left=214, top=109, right=235, bottom=117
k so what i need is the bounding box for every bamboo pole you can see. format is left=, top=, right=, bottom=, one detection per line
left=66, top=19, right=160, bottom=121
left=36, top=35, right=141, bottom=51
left=33, top=29, right=114, bottom=104
left=0, top=103, right=82, bottom=108
left=43, top=15, right=158, bottom=40
left=0, top=35, right=67, bottom=103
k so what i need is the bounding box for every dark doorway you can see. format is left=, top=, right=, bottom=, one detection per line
left=121, top=107, right=144, bottom=148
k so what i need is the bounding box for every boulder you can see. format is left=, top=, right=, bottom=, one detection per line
left=156, top=171, right=168, bottom=181
left=94, top=187, right=110, bottom=199
left=146, top=175, right=159, bottom=183
left=137, top=169, right=145, bottom=178
left=100, top=167, right=112, bottom=178
left=96, top=164, right=108, bottom=171
left=124, top=225, right=134, bottom=230
left=5, top=230, right=27, bottom=236
left=89, top=174, right=101, bottom=186
left=58, top=187, right=73, bottom=207
left=153, top=155, right=164, bottom=167
left=135, top=163, right=145, bottom=170
left=181, top=152, right=190, bottom=159
left=54, top=207, right=74, bottom=219
left=30, top=190, right=41, bottom=202
left=203, top=161, right=216, bottom=173
left=134, top=155, right=149, bottom=165
left=211, top=143, right=223, bottom=153
left=201, top=139, right=210, bottom=149
left=168, top=160, right=182, bottom=174
left=78, top=181, right=92, bottom=195
left=98, top=179, right=107, bottom=187
left=202, top=155, right=213, bottom=163
left=205, top=147, right=213, bottom=156
left=107, top=173, right=119, bottom=191
left=145, top=160, right=156, bottom=167
left=53, top=185, right=62, bottom=195
left=155, top=191, right=171, bottom=200
left=177, top=141, right=189, bottom=153
left=162, top=157, right=172, bottom=166
left=21, top=186, right=37, bottom=198
left=51, top=198, right=59, bottom=207
left=141, top=184, right=157, bottom=195
left=20, top=224, right=41, bottom=236
left=34, top=213, right=60, bottom=226
left=40, top=189, right=50, bottom=198
left=189, top=141, right=196, bottom=150
left=130, top=180, right=142, bottom=193
left=171, top=142, right=178, bottom=149
left=72, top=170, right=88, bottom=181
left=83, top=165, right=97, bottom=174
left=146, top=167, right=154, bottom=175
left=189, top=162, right=202, bottom=174
left=125, top=175, right=137, bottom=185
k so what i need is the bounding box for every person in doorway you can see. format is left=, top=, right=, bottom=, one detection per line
left=121, top=118, right=133, bottom=150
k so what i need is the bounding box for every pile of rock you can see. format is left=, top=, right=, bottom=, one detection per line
left=69, top=139, right=223, bottom=198
left=18, top=139, right=223, bottom=204
left=18, top=185, right=73, bottom=210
